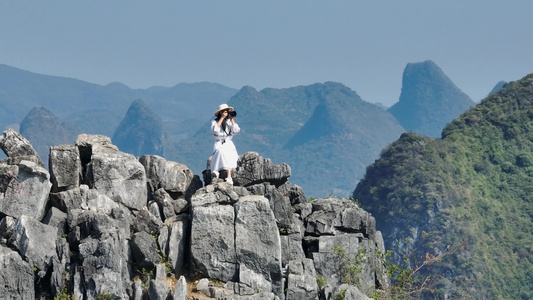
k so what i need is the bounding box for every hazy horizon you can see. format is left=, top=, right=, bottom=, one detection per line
left=1, top=1, right=532, bottom=106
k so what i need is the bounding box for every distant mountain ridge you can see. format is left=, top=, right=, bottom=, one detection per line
left=0, top=63, right=238, bottom=138
left=388, top=60, right=475, bottom=137
left=2, top=61, right=480, bottom=196
left=176, top=82, right=405, bottom=196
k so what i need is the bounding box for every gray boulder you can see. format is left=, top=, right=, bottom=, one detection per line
left=49, top=144, right=81, bottom=192
left=42, top=207, right=68, bottom=238
left=305, top=198, right=389, bottom=294
left=235, top=195, right=283, bottom=297
left=280, top=231, right=306, bottom=267
left=152, top=188, right=178, bottom=221
left=77, top=228, right=129, bottom=299
left=233, top=152, right=291, bottom=186
left=190, top=203, right=237, bottom=282
left=0, top=160, right=51, bottom=220
left=286, top=259, right=319, bottom=300
left=132, top=207, right=163, bottom=236
left=139, top=154, right=202, bottom=197
left=12, top=215, right=58, bottom=277
left=0, top=128, right=44, bottom=167
left=246, top=182, right=293, bottom=229
left=49, top=185, right=88, bottom=213
left=148, top=279, right=171, bottom=300
left=88, top=149, right=147, bottom=210
left=130, top=231, right=161, bottom=270
left=191, top=182, right=248, bottom=207
left=172, top=275, right=188, bottom=300
left=0, top=244, right=35, bottom=300
left=75, top=134, right=119, bottom=157
left=158, top=215, right=189, bottom=274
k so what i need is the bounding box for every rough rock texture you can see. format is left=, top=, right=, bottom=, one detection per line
left=49, top=144, right=81, bottom=192
left=0, top=128, right=45, bottom=167
left=0, top=131, right=389, bottom=299
left=233, top=151, right=291, bottom=187
left=305, top=198, right=389, bottom=294
left=0, top=244, right=35, bottom=299
left=286, top=259, right=319, bottom=300
left=190, top=202, right=237, bottom=282
left=235, top=196, right=283, bottom=296
left=88, top=150, right=147, bottom=210
left=0, top=157, right=51, bottom=220
left=12, top=215, right=58, bottom=276
left=140, top=154, right=201, bottom=195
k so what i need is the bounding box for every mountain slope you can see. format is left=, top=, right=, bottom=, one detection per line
left=112, top=99, right=165, bottom=157
left=354, top=74, right=533, bottom=298
left=388, top=60, right=475, bottom=137
left=19, top=107, right=81, bottom=164
left=284, top=83, right=405, bottom=195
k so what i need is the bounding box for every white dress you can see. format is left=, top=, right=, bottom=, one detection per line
left=211, top=119, right=240, bottom=172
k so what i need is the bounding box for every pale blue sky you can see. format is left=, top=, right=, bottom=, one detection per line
left=1, top=0, right=532, bottom=106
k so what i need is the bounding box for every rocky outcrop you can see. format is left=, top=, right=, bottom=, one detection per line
left=0, top=130, right=389, bottom=299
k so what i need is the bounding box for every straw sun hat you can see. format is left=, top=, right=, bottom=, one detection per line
left=214, top=104, right=234, bottom=116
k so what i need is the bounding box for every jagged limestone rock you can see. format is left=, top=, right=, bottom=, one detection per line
left=139, top=154, right=202, bottom=197
left=0, top=128, right=44, bottom=167
left=11, top=215, right=58, bottom=277
left=42, top=207, right=68, bottom=238
left=158, top=215, right=189, bottom=274
left=130, top=231, right=161, bottom=270
left=75, top=134, right=119, bottom=157
left=233, top=152, right=291, bottom=186
left=190, top=204, right=237, bottom=282
left=0, top=131, right=391, bottom=299
left=0, top=244, right=35, bottom=299
left=49, top=144, right=81, bottom=192
left=246, top=182, right=293, bottom=229
left=235, top=195, right=283, bottom=297
left=172, top=275, right=188, bottom=300
left=305, top=198, right=389, bottom=294
left=148, top=279, right=171, bottom=300
left=49, top=184, right=88, bottom=213
left=132, top=279, right=143, bottom=300
left=77, top=228, right=129, bottom=299
left=280, top=232, right=306, bottom=267
left=0, top=215, right=16, bottom=245
left=132, top=207, right=163, bottom=236
left=152, top=188, right=177, bottom=220
left=285, top=259, right=319, bottom=300
left=0, top=160, right=51, bottom=220
left=88, top=149, right=147, bottom=210
left=50, top=237, right=71, bottom=296
left=191, top=181, right=248, bottom=207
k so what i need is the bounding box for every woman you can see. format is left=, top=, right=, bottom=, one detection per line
left=211, top=103, right=240, bottom=185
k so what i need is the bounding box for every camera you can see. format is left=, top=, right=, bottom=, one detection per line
left=229, top=111, right=237, bottom=117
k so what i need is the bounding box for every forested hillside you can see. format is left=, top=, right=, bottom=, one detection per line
left=354, top=74, right=533, bottom=298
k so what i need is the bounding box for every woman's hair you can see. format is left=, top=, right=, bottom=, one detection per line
left=215, top=109, right=227, bottom=120
left=215, top=111, right=228, bottom=133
